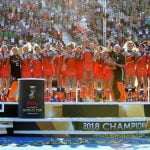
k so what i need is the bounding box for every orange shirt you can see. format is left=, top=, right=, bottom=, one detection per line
left=83, top=48, right=93, bottom=72
left=83, top=49, right=93, bottom=62
left=136, top=52, right=147, bottom=69
left=21, top=54, right=32, bottom=78
left=0, top=53, right=11, bottom=78
left=94, top=59, right=104, bottom=80
left=76, top=53, right=83, bottom=80
left=42, top=50, right=56, bottom=77
left=124, top=51, right=136, bottom=75
left=54, top=51, right=64, bottom=75
left=31, top=54, right=43, bottom=78
left=65, top=52, right=76, bottom=75
left=103, top=58, right=114, bottom=80
left=148, top=55, right=150, bottom=76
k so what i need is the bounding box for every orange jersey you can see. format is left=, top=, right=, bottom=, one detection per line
left=148, top=67, right=150, bottom=77
left=83, top=48, right=94, bottom=72
left=76, top=53, right=83, bottom=80
left=21, top=54, right=32, bottom=78
left=147, top=55, right=150, bottom=77
left=42, top=51, right=55, bottom=77
left=136, top=53, right=148, bottom=77
left=137, top=56, right=147, bottom=68
left=94, top=60, right=104, bottom=80
left=103, top=61, right=114, bottom=80
left=31, top=54, right=43, bottom=78
left=0, top=59, right=2, bottom=77
left=0, top=53, right=11, bottom=78
left=124, top=51, right=136, bottom=76
left=54, top=52, right=64, bottom=76
left=65, top=52, right=76, bottom=77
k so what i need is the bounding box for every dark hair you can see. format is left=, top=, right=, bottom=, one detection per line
left=139, top=44, right=145, bottom=48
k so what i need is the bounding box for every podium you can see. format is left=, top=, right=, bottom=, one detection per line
left=18, top=78, right=45, bottom=118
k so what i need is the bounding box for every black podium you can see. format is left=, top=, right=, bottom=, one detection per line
left=18, top=78, right=45, bottom=118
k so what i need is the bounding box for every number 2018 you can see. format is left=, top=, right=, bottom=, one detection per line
left=83, top=123, right=100, bottom=131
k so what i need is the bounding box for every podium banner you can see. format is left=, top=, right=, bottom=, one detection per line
left=18, top=78, right=45, bottom=118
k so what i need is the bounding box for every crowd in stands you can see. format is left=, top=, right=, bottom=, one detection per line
left=0, top=0, right=149, bottom=47
left=62, top=0, right=150, bottom=45
left=107, top=0, right=150, bottom=45
left=0, top=0, right=63, bottom=49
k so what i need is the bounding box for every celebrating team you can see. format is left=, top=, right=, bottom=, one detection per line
left=0, top=39, right=150, bottom=102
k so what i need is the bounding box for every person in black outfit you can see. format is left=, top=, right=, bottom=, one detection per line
left=10, top=47, right=21, bottom=81
left=111, top=44, right=126, bottom=102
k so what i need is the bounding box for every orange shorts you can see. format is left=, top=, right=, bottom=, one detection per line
left=125, top=64, right=136, bottom=76
left=21, top=72, right=32, bottom=78
left=83, top=62, right=93, bottom=72
left=148, top=67, right=150, bottom=77
left=43, top=65, right=55, bottom=77
left=1, top=67, right=11, bottom=78
left=136, top=67, right=147, bottom=77
left=103, top=69, right=114, bottom=80
left=94, top=62, right=104, bottom=80
left=66, top=66, right=76, bottom=77
left=32, top=70, right=43, bottom=78
left=76, top=61, right=83, bottom=80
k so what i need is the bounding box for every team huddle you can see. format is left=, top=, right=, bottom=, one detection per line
left=0, top=39, right=150, bottom=102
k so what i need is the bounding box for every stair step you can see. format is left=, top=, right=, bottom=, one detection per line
left=0, top=122, right=13, bottom=128
left=0, top=129, right=7, bottom=134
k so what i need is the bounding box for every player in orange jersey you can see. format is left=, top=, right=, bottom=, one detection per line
left=0, top=45, right=11, bottom=101
left=93, top=46, right=104, bottom=88
left=31, top=44, right=43, bottom=78
left=54, top=41, right=65, bottom=87
left=102, top=50, right=115, bottom=101
left=136, top=44, right=148, bottom=101
left=75, top=46, right=84, bottom=101
left=82, top=40, right=94, bottom=82
left=144, top=41, right=150, bottom=81
left=93, top=46, right=104, bottom=101
left=21, top=45, right=32, bottom=78
left=62, top=43, right=77, bottom=101
left=81, top=40, right=94, bottom=100
left=148, top=53, right=150, bottom=79
left=42, top=43, right=56, bottom=97
left=76, top=46, right=83, bottom=88
left=123, top=41, right=136, bottom=89
left=0, top=49, right=2, bottom=101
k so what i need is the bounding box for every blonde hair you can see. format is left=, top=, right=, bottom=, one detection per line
left=10, top=47, right=19, bottom=55
left=33, top=44, right=41, bottom=52
left=123, top=41, right=136, bottom=51
left=22, top=45, right=29, bottom=51
left=0, top=45, right=8, bottom=52
left=66, top=42, right=76, bottom=49
left=11, top=47, right=18, bottom=51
